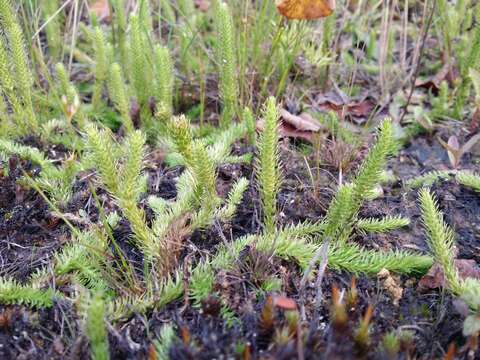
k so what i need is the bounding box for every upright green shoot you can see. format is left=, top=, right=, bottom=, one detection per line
left=256, top=97, right=280, bottom=235
left=0, top=0, right=37, bottom=131
left=42, top=0, right=62, bottom=60
left=93, top=27, right=108, bottom=110
left=215, top=1, right=238, bottom=127
left=108, top=63, right=134, bottom=133
left=154, top=45, right=174, bottom=118
left=322, top=120, right=394, bottom=243
left=419, top=188, right=461, bottom=294
left=111, top=0, right=128, bottom=72
left=85, top=293, right=110, bottom=360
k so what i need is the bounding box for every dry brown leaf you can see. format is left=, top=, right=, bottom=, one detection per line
left=418, top=259, right=480, bottom=291
left=90, top=0, right=111, bottom=23
left=438, top=133, right=480, bottom=169
left=415, top=61, right=458, bottom=92
left=257, top=119, right=315, bottom=141
left=273, top=295, right=297, bottom=310
left=194, top=0, right=211, bottom=11
left=315, top=91, right=376, bottom=123
left=276, top=0, right=335, bottom=19
left=257, top=109, right=325, bottom=142
left=280, top=109, right=322, bottom=132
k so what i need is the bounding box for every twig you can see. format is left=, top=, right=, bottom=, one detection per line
left=298, top=238, right=330, bottom=322
left=399, top=0, right=437, bottom=124
left=312, top=239, right=330, bottom=326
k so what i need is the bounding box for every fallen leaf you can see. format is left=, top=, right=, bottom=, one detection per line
left=447, top=135, right=460, bottom=168
left=276, top=0, right=335, bottom=20
left=257, top=107, right=325, bottom=142
left=418, top=259, right=480, bottom=291
left=315, top=90, right=376, bottom=123
left=90, top=0, right=111, bottom=23
left=415, top=61, right=458, bottom=92
left=257, top=118, right=317, bottom=141
left=273, top=295, right=297, bottom=310
left=438, top=133, right=480, bottom=169
left=194, top=0, right=210, bottom=11
left=280, top=109, right=322, bottom=132
left=470, top=108, right=480, bottom=133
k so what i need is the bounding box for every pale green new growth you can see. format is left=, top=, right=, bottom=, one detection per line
left=455, top=25, right=480, bottom=118
left=160, top=0, right=176, bottom=24
left=0, top=0, right=37, bottom=131
left=216, top=177, right=249, bottom=221
left=322, top=184, right=355, bottom=241
left=419, top=188, right=480, bottom=314
left=139, top=0, right=153, bottom=33
left=256, top=97, right=280, bottom=235
left=155, top=325, right=177, bottom=360
left=243, top=107, right=256, bottom=145
left=215, top=1, right=238, bottom=127
left=154, top=45, right=174, bottom=117
left=42, top=0, right=62, bottom=59
left=419, top=188, right=462, bottom=294
left=351, top=120, right=394, bottom=205
left=322, top=119, right=394, bottom=243
left=85, top=125, right=120, bottom=194
left=85, top=125, right=157, bottom=257
left=356, top=215, right=410, bottom=234
left=55, top=63, right=81, bottom=122
left=93, top=27, right=108, bottom=110
left=108, top=63, right=134, bottom=133
left=0, top=138, right=79, bottom=204
left=32, top=234, right=107, bottom=291
left=189, top=140, right=220, bottom=228
left=0, top=277, right=55, bottom=308
left=85, top=293, right=110, bottom=360
left=55, top=63, right=75, bottom=103
left=406, top=170, right=454, bottom=189
left=456, top=171, right=480, bottom=193
left=129, top=15, right=150, bottom=109
left=0, top=138, right=51, bottom=169
left=111, top=0, right=128, bottom=72
left=178, top=0, right=195, bottom=17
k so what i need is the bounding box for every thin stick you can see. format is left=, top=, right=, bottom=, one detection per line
left=298, top=238, right=330, bottom=321
left=399, top=0, right=437, bottom=124
left=312, top=239, right=330, bottom=325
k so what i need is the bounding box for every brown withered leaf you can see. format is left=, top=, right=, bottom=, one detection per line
left=90, top=0, right=111, bottom=23
left=257, top=109, right=324, bottom=142
left=314, top=90, right=376, bottom=123
left=276, top=0, right=335, bottom=20
left=194, top=0, right=210, bottom=11
left=438, top=133, right=480, bottom=169
left=280, top=109, right=322, bottom=132
left=272, top=295, right=297, bottom=310
left=415, top=62, right=458, bottom=92
left=470, top=108, right=480, bottom=133
left=418, top=259, right=480, bottom=291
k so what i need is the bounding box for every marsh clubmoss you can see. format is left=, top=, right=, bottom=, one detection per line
left=84, top=292, right=110, bottom=360
left=215, top=1, right=239, bottom=127
left=257, top=97, right=281, bottom=235
left=419, top=188, right=480, bottom=311
left=1, top=1, right=479, bottom=358
left=0, top=0, right=37, bottom=133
